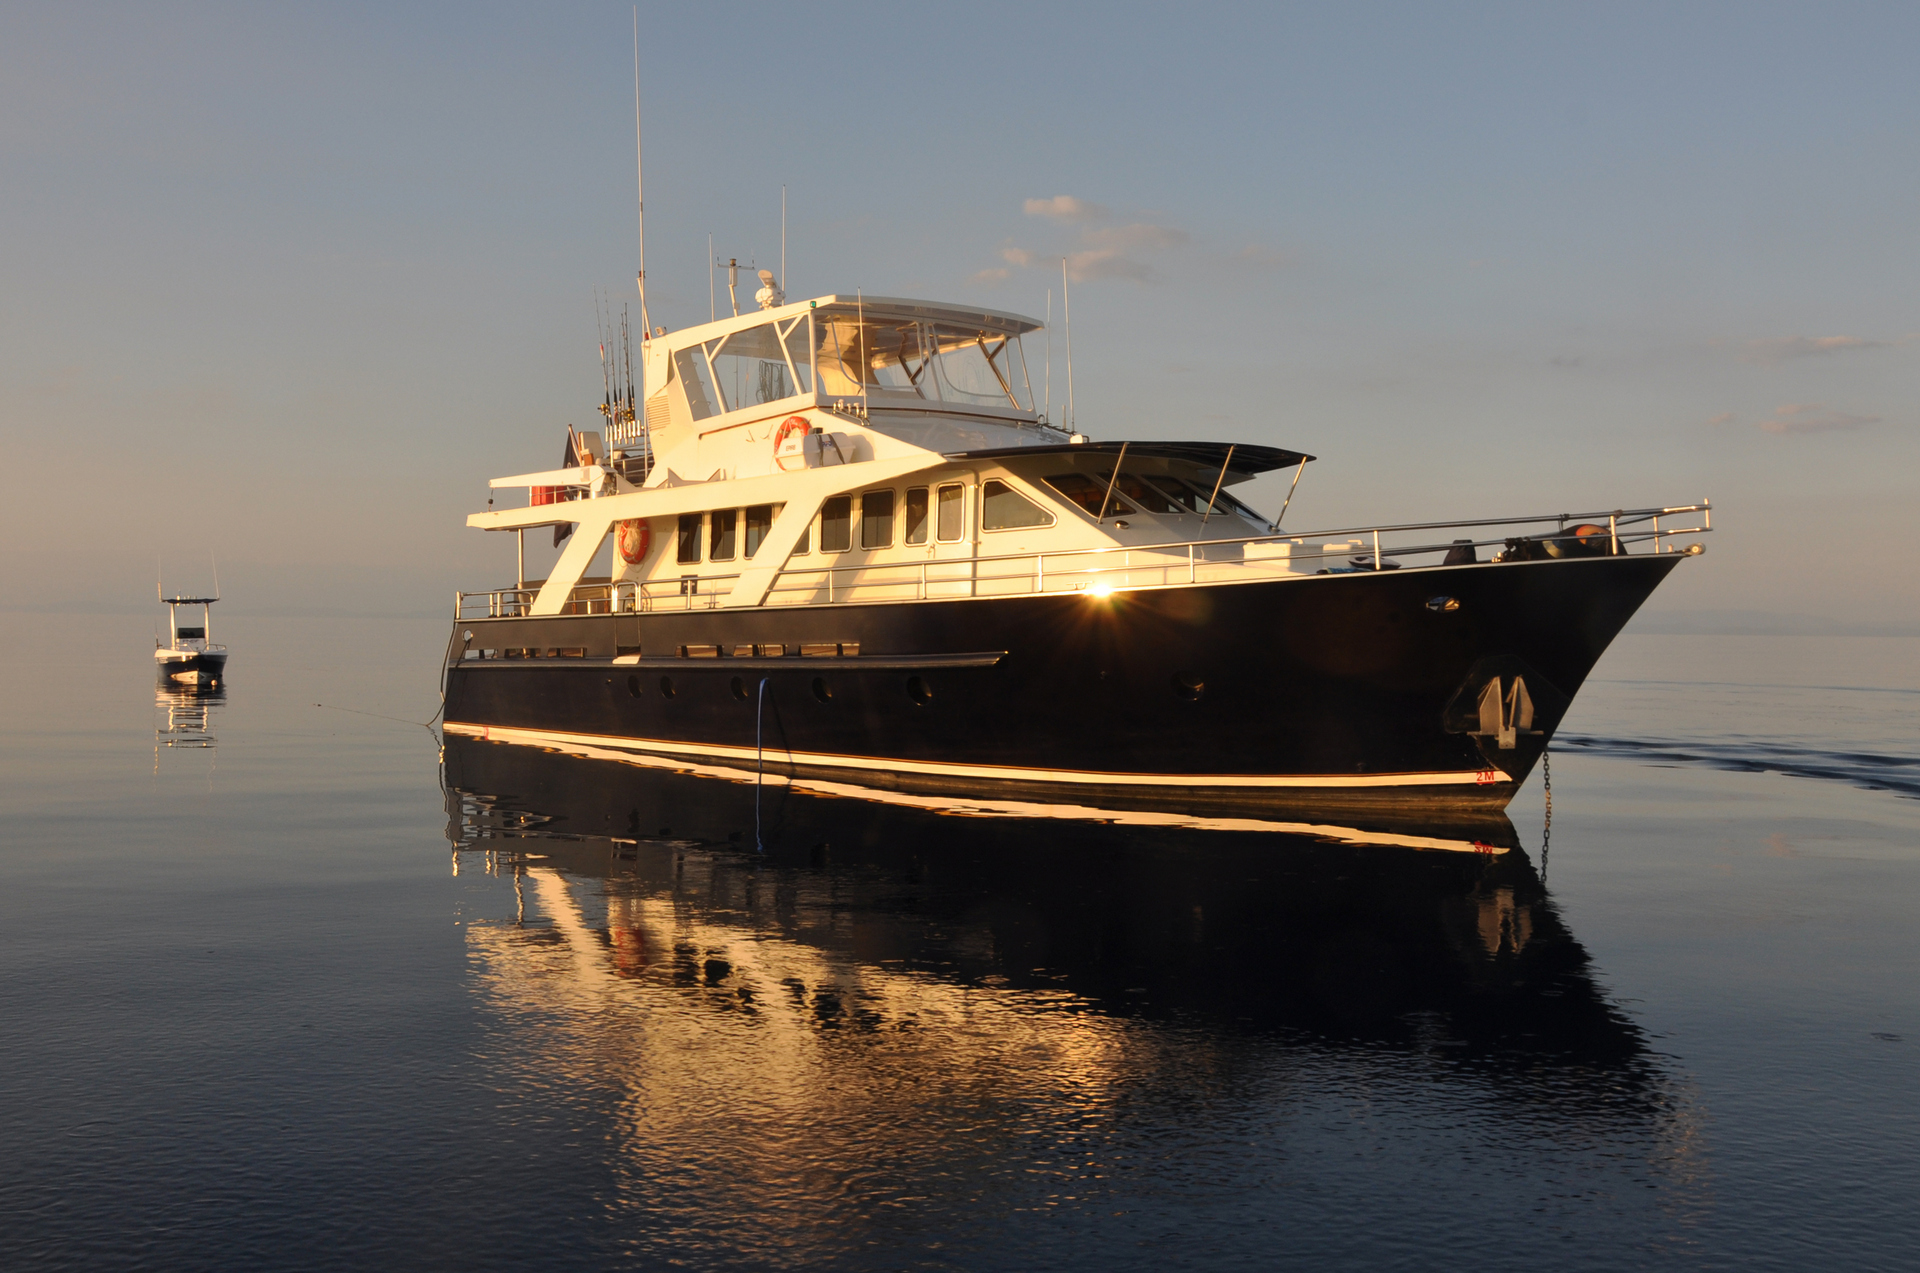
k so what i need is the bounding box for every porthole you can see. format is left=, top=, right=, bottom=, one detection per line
left=906, top=675, right=932, bottom=704
left=811, top=677, right=832, bottom=703
left=1172, top=673, right=1205, bottom=701
left=626, top=674, right=641, bottom=698
left=658, top=676, right=676, bottom=698
left=730, top=676, right=750, bottom=701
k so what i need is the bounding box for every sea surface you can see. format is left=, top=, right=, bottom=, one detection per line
left=2, top=613, right=1916, bottom=1271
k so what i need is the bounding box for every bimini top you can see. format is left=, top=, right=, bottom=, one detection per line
left=943, top=440, right=1315, bottom=475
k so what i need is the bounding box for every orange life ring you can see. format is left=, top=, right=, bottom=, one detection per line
left=616, top=518, right=652, bottom=564
left=772, top=415, right=811, bottom=470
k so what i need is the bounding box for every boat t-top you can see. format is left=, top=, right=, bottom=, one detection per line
left=441, top=282, right=1710, bottom=819
left=156, top=588, right=227, bottom=689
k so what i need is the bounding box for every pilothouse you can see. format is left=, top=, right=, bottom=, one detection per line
left=443, top=286, right=1711, bottom=820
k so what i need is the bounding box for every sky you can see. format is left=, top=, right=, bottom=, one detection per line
left=3, top=2, right=1916, bottom=628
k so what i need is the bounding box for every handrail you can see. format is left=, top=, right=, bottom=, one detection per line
left=456, top=501, right=1710, bottom=618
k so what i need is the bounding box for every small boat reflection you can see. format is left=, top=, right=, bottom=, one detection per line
left=443, top=736, right=1662, bottom=1109
left=155, top=684, right=224, bottom=750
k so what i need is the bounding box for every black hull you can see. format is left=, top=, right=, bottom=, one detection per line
left=156, top=651, right=228, bottom=685
left=444, top=555, right=1682, bottom=815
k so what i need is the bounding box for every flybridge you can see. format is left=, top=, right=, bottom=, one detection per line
left=633, top=295, right=1051, bottom=450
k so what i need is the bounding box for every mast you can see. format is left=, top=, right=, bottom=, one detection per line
left=632, top=7, right=650, bottom=380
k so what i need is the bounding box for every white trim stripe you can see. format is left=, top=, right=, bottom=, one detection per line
left=443, top=721, right=1511, bottom=790
left=449, top=729, right=1509, bottom=854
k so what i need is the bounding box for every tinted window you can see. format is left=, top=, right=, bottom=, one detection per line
left=904, top=487, right=929, bottom=545
left=936, top=484, right=965, bottom=542
left=980, top=479, right=1055, bottom=530
left=745, top=504, right=774, bottom=557
left=709, top=508, right=738, bottom=561
left=1103, top=472, right=1184, bottom=515
left=1044, top=473, right=1136, bottom=518
left=677, top=513, right=703, bottom=564
left=820, top=496, right=852, bottom=552
left=861, top=489, right=894, bottom=549
left=1164, top=476, right=1259, bottom=522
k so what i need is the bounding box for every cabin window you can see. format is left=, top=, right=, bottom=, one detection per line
left=860, top=489, right=894, bottom=549
left=820, top=496, right=852, bottom=552
left=1141, top=474, right=1261, bottom=523
left=794, top=522, right=810, bottom=554
left=808, top=307, right=1033, bottom=410
left=673, top=347, right=719, bottom=421
left=710, top=509, right=738, bottom=561
left=707, top=322, right=803, bottom=414
left=1044, top=473, right=1137, bottom=519
left=980, top=479, right=1055, bottom=531
left=781, top=317, right=813, bottom=395
left=1097, top=471, right=1185, bottom=516
left=677, top=513, right=703, bottom=564
left=175, top=626, right=206, bottom=640
left=936, top=483, right=965, bottom=542
left=745, top=504, right=776, bottom=557
left=904, top=487, right=929, bottom=545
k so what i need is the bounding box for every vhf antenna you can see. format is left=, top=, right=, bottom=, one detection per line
left=632, top=7, right=650, bottom=376
left=1062, top=258, right=1075, bottom=434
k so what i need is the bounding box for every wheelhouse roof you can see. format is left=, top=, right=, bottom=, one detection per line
left=943, top=440, right=1314, bottom=475
left=651, top=295, right=1044, bottom=352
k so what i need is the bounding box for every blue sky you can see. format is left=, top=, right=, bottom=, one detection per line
left=3, top=2, right=1916, bottom=625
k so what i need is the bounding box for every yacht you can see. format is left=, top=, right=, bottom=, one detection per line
left=442, top=288, right=1709, bottom=817
left=156, top=590, right=227, bottom=688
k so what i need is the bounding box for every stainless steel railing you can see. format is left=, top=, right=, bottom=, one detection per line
left=456, top=501, right=1709, bottom=618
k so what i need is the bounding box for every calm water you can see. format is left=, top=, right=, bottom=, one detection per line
left=3, top=614, right=1916, bottom=1270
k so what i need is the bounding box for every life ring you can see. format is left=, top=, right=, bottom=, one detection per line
left=772, top=415, right=811, bottom=471
left=616, top=518, right=652, bottom=564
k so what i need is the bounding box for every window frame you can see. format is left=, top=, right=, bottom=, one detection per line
left=935, top=483, right=967, bottom=543
left=709, top=508, right=738, bottom=562
left=676, top=512, right=704, bottom=564
left=860, top=488, right=895, bottom=550
left=978, top=477, right=1057, bottom=533
left=819, top=495, right=853, bottom=553
left=903, top=486, right=930, bottom=546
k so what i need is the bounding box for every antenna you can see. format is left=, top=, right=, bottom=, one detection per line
left=211, top=552, right=220, bottom=600
left=727, top=259, right=739, bottom=317
left=632, top=8, right=650, bottom=368
left=781, top=185, right=787, bottom=294
left=1044, top=287, right=1052, bottom=423
left=1062, top=259, right=1075, bottom=434
left=857, top=287, right=868, bottom=418
left=708, top=233, right=716, bottom=322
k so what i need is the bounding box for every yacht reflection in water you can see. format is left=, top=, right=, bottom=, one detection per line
left=443, top=736, right=1662, bottom=1107
left=155, top=684, right=223, bottom=751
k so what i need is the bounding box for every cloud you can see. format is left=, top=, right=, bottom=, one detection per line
left=1082, top=222, right=1188, bottom=252
left=1064, top=249, right=1154, bottom=283
left=1741, top=335, right=1892, bottom=364
left=990, top=201, right=1190, bottom=286
left=1757, top=403, right=1879, bottom=435
left=1023, top=195, right=1107, bottom=223
left=969, top=267, right=1010, bottom=285
left=1706, top=412, right=1736, bottom=426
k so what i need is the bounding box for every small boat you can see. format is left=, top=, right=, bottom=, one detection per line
left=442, top=289, right=1712, bottom=818
left=155, top=588, right=227, bottom=689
